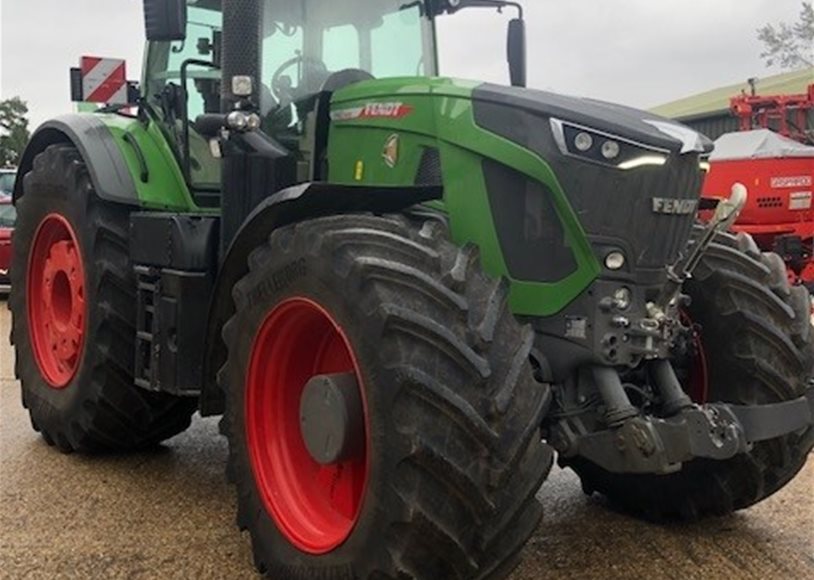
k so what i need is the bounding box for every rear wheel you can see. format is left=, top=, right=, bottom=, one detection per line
left=567, top=231, right=814, bottom=520
left=220, top=214, right=553, bottom=579
left=10, top=144, right=196, bottom=452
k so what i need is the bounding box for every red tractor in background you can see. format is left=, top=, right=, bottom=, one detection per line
left=702, top=84, right=814, bottom=288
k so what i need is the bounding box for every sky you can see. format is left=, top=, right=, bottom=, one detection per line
left=0, top=0, right=806, bottom=131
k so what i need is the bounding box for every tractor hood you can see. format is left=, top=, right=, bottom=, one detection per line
left=471, top=83, right=713, bottom=155
left=328, top=76, right=711, bottom=293
left=331, top=77, right=712, bottom=156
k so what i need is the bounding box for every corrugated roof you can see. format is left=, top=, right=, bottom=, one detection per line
left=650, top=67, right=813, bottom=120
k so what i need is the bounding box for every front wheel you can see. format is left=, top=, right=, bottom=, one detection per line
left=567, top=231, right=814, bottom=520
left=219, top=214, right=553, bottom=579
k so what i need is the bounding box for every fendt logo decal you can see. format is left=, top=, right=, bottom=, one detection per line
left=652, top=198, right=698, bottom=215
left=331, top=102, right=414, bottom=122
left=771, top=176, right=813, bottom=189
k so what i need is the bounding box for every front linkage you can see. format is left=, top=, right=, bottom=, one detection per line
left=555, top=382, right=814, bottom=475
left=549, top=184, right=814, bottom=475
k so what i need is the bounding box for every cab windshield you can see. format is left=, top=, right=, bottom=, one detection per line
left=146, top=0, right=436, bottom=119
left=260, top=0, right=436, bottom=107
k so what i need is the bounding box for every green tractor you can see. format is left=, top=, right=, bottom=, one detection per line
left=11, top=0, right=814, bottom=577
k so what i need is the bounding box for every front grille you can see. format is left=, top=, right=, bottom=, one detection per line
left=469, top=98, right=704, bottom=273
left=551, top=153, right=701, bottom=270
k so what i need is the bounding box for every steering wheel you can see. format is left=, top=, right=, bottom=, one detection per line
left=271, top=55, right=328, bottom=102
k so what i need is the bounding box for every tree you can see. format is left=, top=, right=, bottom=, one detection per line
left=0, top=97, right=31, bottom=167
left=758, top=2, right=814, bottom=70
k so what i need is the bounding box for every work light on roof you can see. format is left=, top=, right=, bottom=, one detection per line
left=232, top=75, right=253, bottom=97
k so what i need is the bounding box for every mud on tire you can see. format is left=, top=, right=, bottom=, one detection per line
left=10, top=144, right=196, bottom=452
left=219, top=214, right=553, bottom=579
left=567, top=230, right=814, bottom=520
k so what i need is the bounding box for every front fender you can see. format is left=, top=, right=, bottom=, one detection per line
left=14, top=115, right=139, bottom=205
left=199, top=181, right=442, bottom=415
left=15, top=114, right=197, bottom=211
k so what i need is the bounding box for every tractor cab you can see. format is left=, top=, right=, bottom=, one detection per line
left=145, top=0, right=438, bottom=112
left=141, top=0, right=522, bottom=202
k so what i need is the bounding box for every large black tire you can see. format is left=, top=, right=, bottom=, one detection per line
left=10, top=144, right=196, bottom=453
left=220, top=214, right=553, bottom=579
left=567, top=230, right=814, bottom=520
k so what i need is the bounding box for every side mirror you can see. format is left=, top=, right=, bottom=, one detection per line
left=143, top=0, right=187, bottom=42
left=507, top=18, right=527, bottom=88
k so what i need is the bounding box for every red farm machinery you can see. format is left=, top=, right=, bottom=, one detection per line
left=702, top=84, right=814, bottom=288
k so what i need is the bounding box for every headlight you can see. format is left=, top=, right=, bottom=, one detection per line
left=601, top=140, right=621, bottom=160
left=551, top=118, right=671, bottom=170
left=574, top=132, right=594, bottom=152
left=617, top=155, right=668, bottom=170
left=604, top=251, right=626, bottom=270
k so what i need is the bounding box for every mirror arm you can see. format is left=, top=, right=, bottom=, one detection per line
left=499, top=1, right=523, bottom=19
left=428, top=0, right=523, bottom=18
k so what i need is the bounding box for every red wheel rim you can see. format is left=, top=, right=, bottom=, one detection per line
left=27, top=214, right=86, bottom=388
left=245, top=297, right=369, bottom=554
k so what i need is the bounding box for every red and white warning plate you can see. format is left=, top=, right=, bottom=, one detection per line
left=80, top=56, right=128, bottom=105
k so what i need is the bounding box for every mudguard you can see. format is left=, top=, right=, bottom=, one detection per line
left=199, top=181, right=442, bottom=415
left=14, top=113, right=197, bottom=211
left=14, top=114, right=140, bottom=205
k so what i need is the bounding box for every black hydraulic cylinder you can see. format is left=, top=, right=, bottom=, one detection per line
left=220, top=0, right=262, bottom=113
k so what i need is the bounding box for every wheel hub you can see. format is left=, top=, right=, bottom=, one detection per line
left=27, top=214, right=86, bottom=388
left=300, top=372, right=365, bottom=465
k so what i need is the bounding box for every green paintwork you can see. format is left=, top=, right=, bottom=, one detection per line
left=95, top=114, right=203, bottom=212
left=327, top=77, right=601, bottom=316
left=91, top=74, right=601, bottom=316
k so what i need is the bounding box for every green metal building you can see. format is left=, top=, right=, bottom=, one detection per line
left=651, top=68, right=814, bottom=140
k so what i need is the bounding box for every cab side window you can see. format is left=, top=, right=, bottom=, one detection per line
left=144, top=8, right=223, bottom=192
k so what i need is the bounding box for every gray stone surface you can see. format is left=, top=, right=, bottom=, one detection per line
left=0, top=306, right=811, bottom=579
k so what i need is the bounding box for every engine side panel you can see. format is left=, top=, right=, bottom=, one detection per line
left=327, top=77, right=601, bottom=317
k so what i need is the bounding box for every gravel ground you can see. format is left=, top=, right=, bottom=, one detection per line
left=1, top=305, right=812, bottom=579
